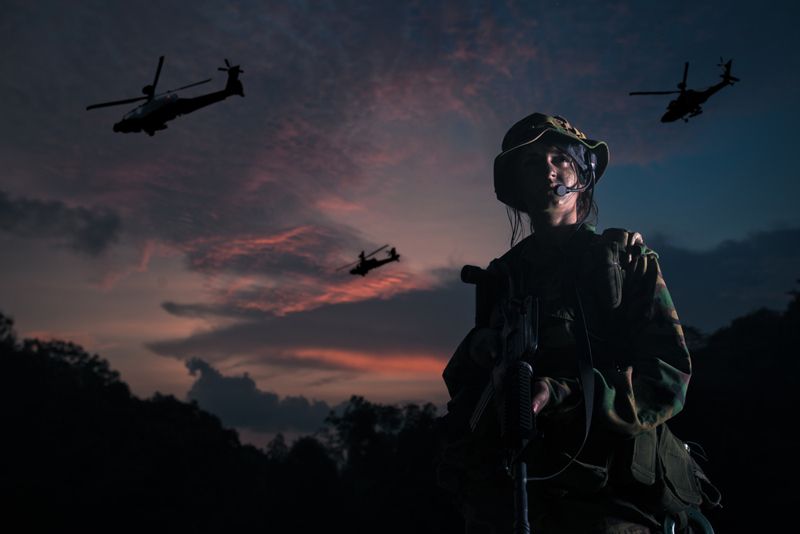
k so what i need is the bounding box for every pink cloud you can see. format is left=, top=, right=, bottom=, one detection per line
left=445, top=17, right=539, bottom=79
left=93, top=239, right=172, bottom=291
left=181, top=226, right=321, bottom=272
left=314, top=195, right=366, bottom=214
left=291, top=347, right=445, bottom=376
left=241, top=116, right=365, bottom=197
left=222, top=268, right=438, bottom=317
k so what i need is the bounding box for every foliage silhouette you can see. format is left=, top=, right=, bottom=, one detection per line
left=0, top=315, right=459, bottom=532
left=0, top=315, right=273, bottom=531
left=321, top=396, right=459, bottom=532
left=668, top=284, right=800, bottom=531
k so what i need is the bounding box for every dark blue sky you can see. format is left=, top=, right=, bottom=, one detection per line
left=1, top=0, right=798, bottom=442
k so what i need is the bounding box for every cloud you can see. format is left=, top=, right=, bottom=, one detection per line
left=149, top=269, right=472, bottom=370
left=0, top=190, right=121, bottom=255
left=186, top=358, right=332, bottom=433
left=648, top=228, right=800, bottom=332
left=154, top=227, right=800, bottom=378
left=181, top=225, right=342, bottom=277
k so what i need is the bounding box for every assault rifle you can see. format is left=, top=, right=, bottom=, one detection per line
left=461, top=264, right=538, bottom=534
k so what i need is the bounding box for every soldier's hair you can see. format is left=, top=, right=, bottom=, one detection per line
left=507, top=193, right=598, bottom=248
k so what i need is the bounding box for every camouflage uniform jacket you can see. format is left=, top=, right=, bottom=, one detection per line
left=438, top=224, right=694, bottom=528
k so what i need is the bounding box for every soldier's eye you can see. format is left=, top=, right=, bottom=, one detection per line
left=522, top=153, right=545, bottom=167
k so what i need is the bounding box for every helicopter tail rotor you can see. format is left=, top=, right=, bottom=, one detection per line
left=219, top=59, right=245, bottom=97
left=218, top=58, right=244, bottom=75
left=718, top=58, right=740, bottom=84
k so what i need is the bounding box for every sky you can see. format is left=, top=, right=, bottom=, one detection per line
left=2, top=0, right=799, bottom=447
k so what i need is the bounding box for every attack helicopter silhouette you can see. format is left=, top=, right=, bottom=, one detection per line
left=86, top=56, right=244, bottom=136
left=336, top=245, right=400, bottom=276
left=629, top=58, right=739, bottom=122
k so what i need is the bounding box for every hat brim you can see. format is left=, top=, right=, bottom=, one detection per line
left=493, top=129, right=609, bottom=211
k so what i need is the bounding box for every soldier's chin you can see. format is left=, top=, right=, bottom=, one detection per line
left=530, top=188, right=554, bottom=202
left=545, top=190, right=567, bottom=204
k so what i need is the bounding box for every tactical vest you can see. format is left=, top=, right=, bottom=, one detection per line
left=437, top=226, right=721, bottom=527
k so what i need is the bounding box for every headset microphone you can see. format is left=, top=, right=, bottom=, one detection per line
left=554, top=182, right=590, bottom=197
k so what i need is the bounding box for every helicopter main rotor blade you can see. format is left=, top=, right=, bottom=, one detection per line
left=86, top=95, right=149, bottom=110
left=629, top=91, right=681, bottom=96
left=364, top=245, right=389, bottom=259
left=151, top=55, right=165, bottom=94
left=679, top=62, right=689, bottom=90
left=335, top=259, right=361, bottom=271
left=155, top=78, right=213, bottom=96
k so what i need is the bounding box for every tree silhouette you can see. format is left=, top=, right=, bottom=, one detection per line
left=322, top=396, right=460, bottom=533
left=668, top=284, right=800, bottom=531
left=0, top=317, right=461, bottom=532
left=0, top=312, right=273, bottom=531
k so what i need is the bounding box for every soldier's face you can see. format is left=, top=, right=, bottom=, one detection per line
left=515, top=144, right=580, bottom=219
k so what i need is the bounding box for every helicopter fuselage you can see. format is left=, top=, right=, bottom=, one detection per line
left=349, top=254, right=400, bottom=276
left=91, top=58, right=246, bottom=136
left=662, top=82, right=730, bottom=122
left=631, top=59, right=737, bottom=123
left=113, top=86, right=241, bottom=135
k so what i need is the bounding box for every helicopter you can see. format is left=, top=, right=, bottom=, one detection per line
left=86, top=56, right=244, bottom=136
left=629, top=58, right=739, bottom=122
left=336, top=245, right=401, bottom=276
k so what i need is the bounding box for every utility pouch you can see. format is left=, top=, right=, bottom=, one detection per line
left=628, top=424, right=722, bottom=515
left=658, top=425, right=702, bottom=511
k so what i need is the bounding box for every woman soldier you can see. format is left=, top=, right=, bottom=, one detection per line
left=437, top=113, right=719, bottom=533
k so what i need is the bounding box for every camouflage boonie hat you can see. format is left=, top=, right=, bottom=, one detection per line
left=494, top=113, right=610, bottom=211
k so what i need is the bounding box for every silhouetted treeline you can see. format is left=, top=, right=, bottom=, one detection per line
left=0, top=312, right=460, bottom=533
left=668, top=286, right=800, bottom=531
left=2, top=287, right=798, bottom=532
